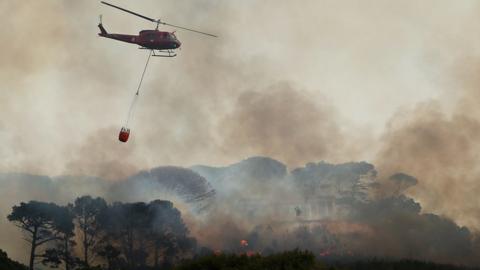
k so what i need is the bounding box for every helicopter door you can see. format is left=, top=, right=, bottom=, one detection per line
left=147, top=33, right=156, bottom=42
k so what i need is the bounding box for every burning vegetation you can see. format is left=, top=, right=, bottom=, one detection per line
left=2, top=157, right=480, bottom=269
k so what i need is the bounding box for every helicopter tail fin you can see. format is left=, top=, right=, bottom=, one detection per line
left=98, top=15, right=108, bottom=36
left=98, top=23, right=108, bottom=36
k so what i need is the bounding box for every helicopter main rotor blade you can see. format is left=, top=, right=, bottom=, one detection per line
left=101, top=1, right=156, bottom=23
left=100, top=1, right=218, bottom=37
left=162, top=22, right=218, bottom=38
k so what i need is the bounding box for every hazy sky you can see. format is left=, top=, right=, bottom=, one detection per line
left=2, top=0, right=480, bottom=230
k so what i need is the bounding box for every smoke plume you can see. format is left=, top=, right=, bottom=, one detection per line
left=2, top=0, right=480, bottom=267
left=2, top=158, right=479, bottom=265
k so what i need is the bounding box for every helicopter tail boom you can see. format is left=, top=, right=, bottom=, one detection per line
left=97, top=19, right=138, bottom=45
left=98, top=28, right=139, bottom=45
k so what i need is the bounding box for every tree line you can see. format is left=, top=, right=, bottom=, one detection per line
left=7, top=196, right=196, bottom=270
left=175, top=249, right=317, bottom=270
left=174, top=251, right=478, bottom=270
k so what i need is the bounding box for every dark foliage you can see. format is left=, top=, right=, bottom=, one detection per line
left=175, top=249, right=316, bottom=270
left=7, top=195, right=479, bottom=270
left=8, top=197, right=194, bottom=270
left=96, top=200, right=196, bottom=269
left=0, top=249, right=28, bottom=270
left=328, top=258, right=479, bottom=270
left=174, top=251, right=480, bottom=270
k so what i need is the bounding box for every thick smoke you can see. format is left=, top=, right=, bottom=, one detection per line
left=371, top=5, right=480, bottom=232
left=219, top=83, right=344, bottom=167
left=189, top=157, right=480, bottom=265
left=1, top=157, right=479, bottom=265
left=4, top=0, right=447, bottom=176
left=3, top=0, right=480, bottom=267
left=376, top=79, right=480, bottom=231
left=62, top=127, right=139, bottom=180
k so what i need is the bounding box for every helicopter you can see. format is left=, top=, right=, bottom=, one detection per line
left=98, top=1, right=217, bottom=57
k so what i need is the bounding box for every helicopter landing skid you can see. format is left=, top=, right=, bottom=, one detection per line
left=153, top=50, right=177, bottom=57
left=139, top=47, right=176, bottom=57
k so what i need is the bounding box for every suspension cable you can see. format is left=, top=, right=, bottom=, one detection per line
left=124, top=50, right=152, bottom=127
left=136, top=49, right=153, bottom=95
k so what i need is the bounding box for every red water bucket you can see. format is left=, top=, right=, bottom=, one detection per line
left=118, top=127, right=130, bottom=142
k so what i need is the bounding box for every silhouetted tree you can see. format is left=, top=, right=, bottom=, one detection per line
left=97, top=200, right=195, bottom=269
left=41, top=204, right=78, bottom=270
left=73, top=196, right=108, bottom=267
left=8, top=201, right=64, bottom=270
left=148, top=200, right=195, bottom=268
left=97, top=202, right=151, bottom=270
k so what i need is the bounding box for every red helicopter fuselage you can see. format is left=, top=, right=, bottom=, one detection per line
left=98, top=23, right=181, bottom=50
